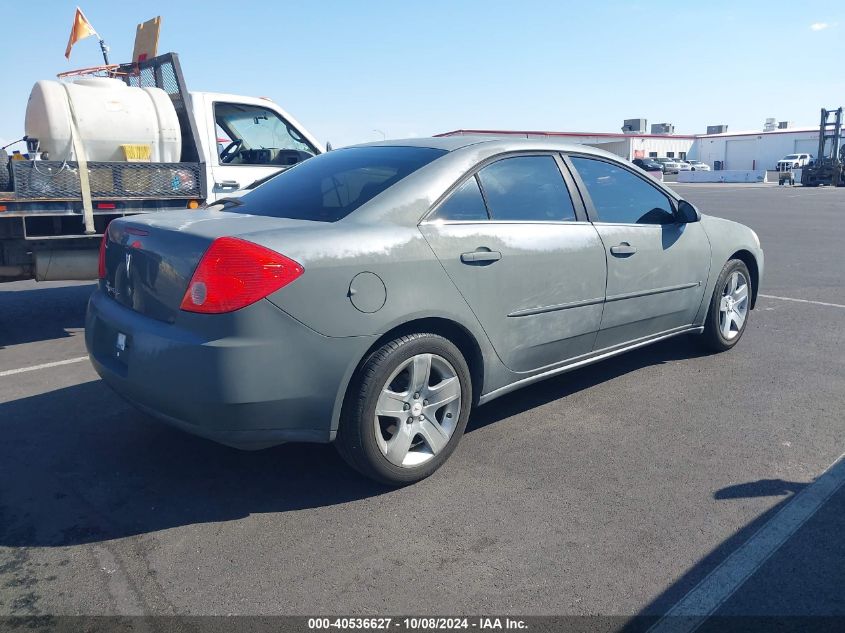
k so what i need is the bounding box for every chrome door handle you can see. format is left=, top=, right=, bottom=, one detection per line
left=461, top=250, right=502, bottom=263
left=216, top=180, right=240, bottom=190
left=610, top=243, right=637, bottom=256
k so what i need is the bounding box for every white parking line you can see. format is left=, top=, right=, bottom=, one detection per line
left=760, top=294, right=845, bottom=309
left=648, top=453, right=845, bottom=633
left=0, top=355, right=89, bottom=378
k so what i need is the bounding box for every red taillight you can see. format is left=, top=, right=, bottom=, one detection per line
left=98, top=232, right=108, bottom=279
left=179, top=237, right=303, bottom=314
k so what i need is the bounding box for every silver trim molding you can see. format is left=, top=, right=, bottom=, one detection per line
left=478, top=325, right=704, bottom=405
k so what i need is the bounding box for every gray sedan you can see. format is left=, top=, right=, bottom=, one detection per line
left=86, top=137, right=764, bottom=485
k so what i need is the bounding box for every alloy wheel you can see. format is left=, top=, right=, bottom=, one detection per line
left=373, top=353, right=462, bottom=468
left=719, top=270, right=749, bottom=340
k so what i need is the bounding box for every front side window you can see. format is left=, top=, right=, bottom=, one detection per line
left=476, top=156, right=576, bottom=222
left=432, top=176, right=489, bottom=221
left=570, top=156, right=676, bottom=225
left=215, top=102, right=317, bottom=166
left=230, top=146, right=446, bottom=222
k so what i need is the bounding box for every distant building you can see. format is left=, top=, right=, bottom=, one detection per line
left=437, top=123, right=821, bottom=171
left=693, top=127, right=819, bottom=170
left=436, top=129, right=696, bottom=161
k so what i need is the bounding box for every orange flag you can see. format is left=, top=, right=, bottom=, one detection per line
left=65, top=7, right=98, bottom=59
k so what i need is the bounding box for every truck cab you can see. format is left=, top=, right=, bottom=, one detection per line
left=191, top=92, right=324, bottom=200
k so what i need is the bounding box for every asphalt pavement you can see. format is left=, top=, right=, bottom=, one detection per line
left=1, top=184, right=843, bottom=621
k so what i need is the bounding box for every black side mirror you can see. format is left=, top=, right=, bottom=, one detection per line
left=325, top=141, right=333, bottom=152
left=676, top=199, right=701, bottom=223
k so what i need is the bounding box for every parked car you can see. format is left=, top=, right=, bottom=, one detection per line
left=654, top=157, right=682, bottom=174
left=776, top=153, right=813, bottom=171
left=676, top=160, right=693, bottom=172
left=687, top=160, right=711, bottom=171
left=632, top=158, right=664, bottom=180
left=86, top=137, right=764, bottom=485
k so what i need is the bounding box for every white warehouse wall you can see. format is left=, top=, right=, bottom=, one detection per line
left=627, top=137, right=695, bottom=160
left=691, top=129, right=821, bottom=170
left=548, top=135, right=694, bottom=160
left=438, top=128, right=821, bottom=169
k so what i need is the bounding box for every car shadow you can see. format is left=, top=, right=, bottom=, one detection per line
left=0, top=379, right=393, bottom=548
left=468, top=334, right=708, bottom=432
left=622, top=471, right=845, bottom=631
left=0, top=283, right=95, bottom=349
left=0, top=335, right=709, bottom=548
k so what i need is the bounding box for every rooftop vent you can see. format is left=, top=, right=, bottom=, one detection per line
left=622, top=118, right=647, bottom=134
left=650, top=123, right=674, bottom=135
left=764, top=118, right=777, bottom=132
left=706, top=125, right=728, bottom=134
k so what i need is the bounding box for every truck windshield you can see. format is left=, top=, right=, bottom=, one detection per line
left=230, top=146, right=447, bottom=222
left=215, top=102, right=316, bottom=156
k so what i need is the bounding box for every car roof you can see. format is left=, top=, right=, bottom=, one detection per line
left=353, top=135, right=624, bottom=160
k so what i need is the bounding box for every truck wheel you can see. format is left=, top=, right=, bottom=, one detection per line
left=336, top=333, right=472, bottom=486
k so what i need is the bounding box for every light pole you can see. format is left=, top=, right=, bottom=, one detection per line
left=373, top=129, right=386, bottom=140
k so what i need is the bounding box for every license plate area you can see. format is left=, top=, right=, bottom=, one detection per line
left=92, top=318, right=129, bottom=376
left=114, top=332, right=129, bottom=364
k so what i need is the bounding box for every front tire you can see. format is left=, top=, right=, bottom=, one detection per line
left=700, top=259, right=752, bottom=352
left=335, top=333, right=472, bottom=486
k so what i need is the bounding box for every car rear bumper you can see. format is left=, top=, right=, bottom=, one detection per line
left=85, top=288, right=371, bottom=449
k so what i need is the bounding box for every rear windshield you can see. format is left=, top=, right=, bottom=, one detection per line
left=230, top=146, right=447, bottom=222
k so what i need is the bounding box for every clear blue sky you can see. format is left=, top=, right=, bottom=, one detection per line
left=2, top=0, right=843, bottom=149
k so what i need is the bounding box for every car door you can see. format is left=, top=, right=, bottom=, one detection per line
left=419, top=153, right=607, bottom=373
left=208, top=99, right=319, bottom=199
left=565, top=154, right=711, bottom=351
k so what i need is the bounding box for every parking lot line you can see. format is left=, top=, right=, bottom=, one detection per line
left=648, top=453, right=845, bottom=633
left=760, top=294, right=845, bottom=309
left=0, top=355, right=89, bottom=378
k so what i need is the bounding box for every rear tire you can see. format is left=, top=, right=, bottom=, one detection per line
left=699, top=259, right=752, bottom=352
left=335, top=333, right=472, bottom=486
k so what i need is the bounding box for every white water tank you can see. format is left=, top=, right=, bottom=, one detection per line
left=25, top=77, right=182, bottom=162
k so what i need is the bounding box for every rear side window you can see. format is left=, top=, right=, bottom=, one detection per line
left=477, top=156, right=576, bottom=222
left=233, top=146, right=446, bottom=222
left=570, top=156, right=675, bottom=225
left=432, top=176, right=489, bottom=221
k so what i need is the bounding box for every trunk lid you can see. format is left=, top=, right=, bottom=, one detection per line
left=103, top=209, right=314, bottom=322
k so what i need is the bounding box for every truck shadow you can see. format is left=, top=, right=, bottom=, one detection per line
left=0, top=336, right=707, bottom=547
left=0, top=282, right=95, bottom=348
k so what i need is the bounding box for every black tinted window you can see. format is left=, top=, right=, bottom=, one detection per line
left=571, top=156, right=675, bottom=225
left=432, top=176, right=488, bottom=221
left=477, top=156, right=576, bottom=221
left=232, top=146, right=446, bottom=222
